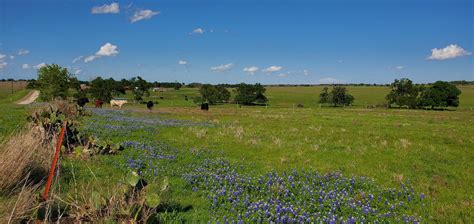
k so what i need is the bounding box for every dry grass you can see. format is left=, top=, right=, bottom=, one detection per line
left=0, top=176, right=43, bottom=223
left=0, top=126, right=55, bottom=193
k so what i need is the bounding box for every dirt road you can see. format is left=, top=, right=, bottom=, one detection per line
left=15, top=90, right=40, bottom=105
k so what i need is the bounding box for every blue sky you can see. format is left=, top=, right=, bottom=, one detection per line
left=0, top=0, right=472, bottom=84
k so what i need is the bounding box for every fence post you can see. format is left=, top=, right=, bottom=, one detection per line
left=42, top=120, right=67, bottom=201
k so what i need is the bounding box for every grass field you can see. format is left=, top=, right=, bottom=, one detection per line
left=120, top=85, right=474, bottom=110
left=1, top=85, right=473, bottom=222
left=0, top=89, right=30, bottom=141
left=68, top=85, right=473, bottom=222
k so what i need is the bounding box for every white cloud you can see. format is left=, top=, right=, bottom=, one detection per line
left=84, top=43, right=119, bottom=63
left=72, top=56, right=83, bottom=63
left=210, top=63, right=234, bottom=72
left=318, top=77, right=345, bottom=84
left=130, top=9, right=159, bottom=23
left=34, top=63, right=46, bottom=69
left=277, top=73, right=288, bottom=77
left=190, top=28, right=205, bottom=35
left=84, top=55, right=97, bottom=63
left=18, top=49, right=29, bottom=55
left=178, top=60, right=188, bottom=65
left=303, top=69, right=310, bottom=76
left=427, top=44, right=472, bottom=60
left=262, top=65, right=282, bottom=73
left=22, top=64, right=30, bottom=69
left=395, top=65, right=404, bottom=70
left=74, top=69, right=82, bottom=75
left=96, top=43, right=119, bottom=56
left=9, top=55, right=15, bottom=59
left=243, top=66, right=259, bottom=75
left=91, top=3, right=119, bottom=14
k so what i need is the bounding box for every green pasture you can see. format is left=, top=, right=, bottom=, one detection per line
left=107, top=85, right=474, bottom=110
left=0, top=85, right=473, bottom=222
left=0, top=90, right=30, bottom=141
left=68, top=85, right=473, bottom=222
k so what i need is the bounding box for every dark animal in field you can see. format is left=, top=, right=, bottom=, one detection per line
left=184, top=95, right=188, bottom=101
left=95, top=99, right=104, bottom=108
left=201, top=103, right=209, bottom=111
left=77, top=98, right=89, bottom=107
left=159, top=96, right=164, bottom=99
left=147, top=101, right=154, bottom=110
left=297, top=104, right=304, bottom=108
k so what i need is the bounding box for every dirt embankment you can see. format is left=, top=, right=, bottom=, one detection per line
left=15, top=90, right=40, bottom=105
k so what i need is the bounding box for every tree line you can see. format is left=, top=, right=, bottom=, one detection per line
left=196, top=83, right=268, bottom=105
left=385, top=78, right=461, bottom=109
left=25, top=64, right=464, bottom=109
left=317, top=78, right=462, bottom=109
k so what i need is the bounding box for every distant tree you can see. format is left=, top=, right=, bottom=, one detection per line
left=26, top=79, right=38, bottom=89
left=192, top=96, right=204, bottom=105
left=173, top=82, right=182, bottom=90
left=119, top=78, right=131, bottom=91
left=216, top=85, right=231, bottom=102
left=419, top=81, right=461, bottom=109
left=319, top=87, right=330, bottom=104
left=386, top=78, right=420, bottom=108
left=199, top=84, right=219, bottom=104
left=130, top=76, right=150, bottom=102
left=330, top=86, right=354, bottom=106
left=186, top=82, right=202, bottom=88
left=234, top=83, right=268, bottom=105
left=199, top=84, right=230, bottom=104
left=36, top=64, right=74, bottom=101
left=89, top=77, right=123, bottom=102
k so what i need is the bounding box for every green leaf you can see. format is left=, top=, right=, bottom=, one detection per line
left=161, top=177, right=169, bottom=192
left=126, top=171, right=140, bottom=187
left=145, top=192, right=161, bottom=208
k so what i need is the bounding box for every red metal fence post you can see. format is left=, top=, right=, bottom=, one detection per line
left=42, top=120, right=67, bottom=201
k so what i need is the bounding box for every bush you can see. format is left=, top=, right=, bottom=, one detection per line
left=418, top=81, right=461, bottom=109
left=234, top=83, right=268, bottom=105
left=319, top=86, right=354, bottom=106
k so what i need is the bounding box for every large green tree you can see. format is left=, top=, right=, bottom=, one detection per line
left=234, top=83, right=268, bottom=105
left=419, top=81, right=461, bottom=109
left=386, top=78, right=420, bottom=108
left=199, top=84, right=230, bottom=104
left=36, top=64, right=74, bottom=101
left=89, top=77, right=124, bottom=102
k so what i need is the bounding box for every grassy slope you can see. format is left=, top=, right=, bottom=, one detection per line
left=70, top=85, right=474, bottom=222
left=1, top=85, right=472, bottom=222
left=0, top=90, right=31, bottom=141
left=150, top=107, right=472, bottom=222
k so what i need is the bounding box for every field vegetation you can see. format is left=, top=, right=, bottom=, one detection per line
left=0, top=78, right=473, bottom=222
